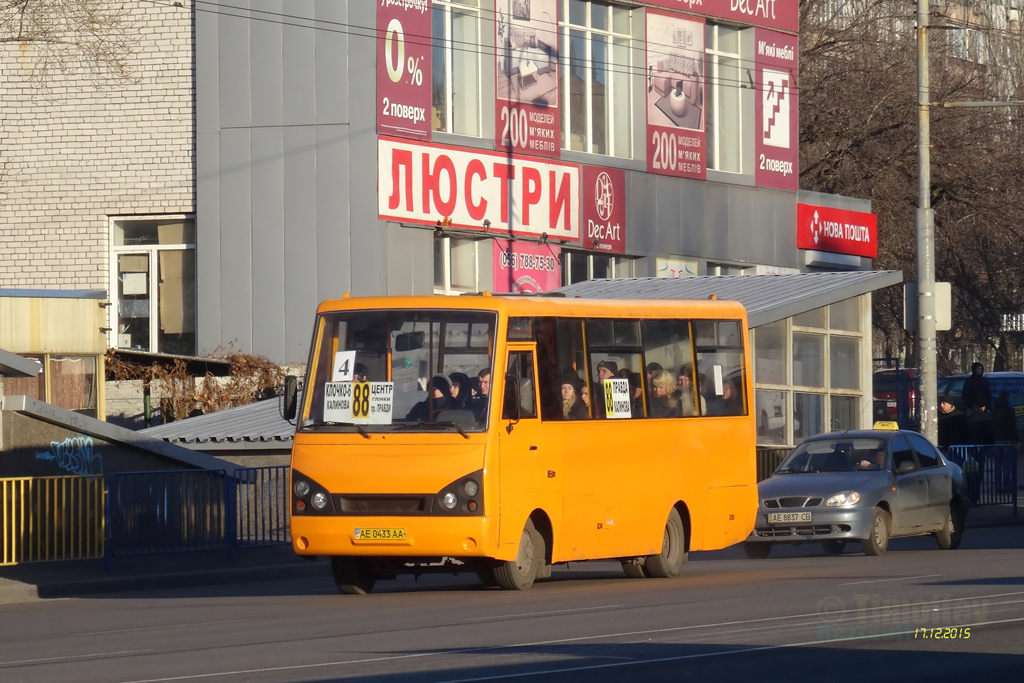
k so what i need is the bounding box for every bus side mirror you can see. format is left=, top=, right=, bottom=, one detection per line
left=503, top=372, right=521, bottom=433
left=283, top=375, right=299, bottom=421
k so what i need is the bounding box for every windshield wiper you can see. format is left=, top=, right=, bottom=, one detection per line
left=319, top=421, right=370, bottom=439
left=395, top=420, right=470, bottom=439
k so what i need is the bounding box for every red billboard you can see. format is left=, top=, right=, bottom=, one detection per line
left=377, top=137, right=580, bottom=241
left=645, top=0, right=799, bottom=33
left=645, top=12, right=706, bottom=180
left=494, top=0, right=561, bottom=158
left=376, top=0, right=432, bottom=141
left=797, top=204, right=878, bottom=258
left=581, top=166, right=626, bottom=254
left=492, top=240, right=563, bottom=293
left=755, top=29, right=798, bottom=190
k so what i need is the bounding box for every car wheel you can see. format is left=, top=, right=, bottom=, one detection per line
left=492, top=519, right=542, bottom=590
left=861, top=508, right=891, bottom=556
left=330, top=557, right=377, bottom=595
left=644, top=508, right=687, bottom=578
left=935, top=505, right=964, bottom=550
left=743, top=541, right=771, bottom=559
left=821, top=540, right=847, bottom=555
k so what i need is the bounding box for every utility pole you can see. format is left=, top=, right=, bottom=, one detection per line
left=917, top=0, right=938, bottom=443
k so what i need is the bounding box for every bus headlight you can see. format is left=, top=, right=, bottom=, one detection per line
left=442, top=492, right=458, bottom=509
left=311, top=492, right=328, bottom=510
left=294, top=480, right=311, bottom=497
left=463, top=480, right=479, bottom=497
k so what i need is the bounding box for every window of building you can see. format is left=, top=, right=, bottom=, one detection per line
left=753, top=296, right=869, bottom=446
left=111, top=217, right=196, bottom=356
left=3, top=354, right=99, bottom=418
left=434, top=236, right=481, bottom=294
left=561, top=0, right=633, bottom=157
left=432, top=0, right=483, bottom=136
left=705, top=24, right=744, bottom=173
left=562, top=250, right=635, bottom=285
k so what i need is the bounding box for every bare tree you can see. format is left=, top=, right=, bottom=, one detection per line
left=800, top=0, right=1024, bottom=372
left=0, top=0, right=136, bottom=82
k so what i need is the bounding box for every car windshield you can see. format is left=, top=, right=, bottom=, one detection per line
left=777, top=438, right=887, bottom=473
left=300, top=309, right=497, bottom=432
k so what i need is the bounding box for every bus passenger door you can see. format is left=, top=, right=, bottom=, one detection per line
left=496, top=345, right=562, bottom=559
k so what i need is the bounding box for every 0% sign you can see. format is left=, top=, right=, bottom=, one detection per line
left=384, top=19, right=424, bottom=86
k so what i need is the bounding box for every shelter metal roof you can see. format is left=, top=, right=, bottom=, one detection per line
left=139, top=397, right=293, bottom=451
left=555, top=271, right=903, bottom=327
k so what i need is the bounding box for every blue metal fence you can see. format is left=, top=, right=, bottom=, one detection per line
left=944, top=444, right=1018, bottom=512
left=234, top=466, right=290, bottom=547
left=106, top=466, right=291, bottom=560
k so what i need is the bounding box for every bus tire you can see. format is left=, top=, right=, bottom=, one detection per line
left=330, top=557, right=376, bottom=595
left=643, top=508, right=687, bottom=578
left=492, top=519, right=542, bottom=590
left=621, top=561, right=647, bottom=578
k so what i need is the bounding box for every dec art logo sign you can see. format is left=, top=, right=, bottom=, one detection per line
left=581, top=166, right=626, bottom=254
left=797, top=203, right=877, bottom=258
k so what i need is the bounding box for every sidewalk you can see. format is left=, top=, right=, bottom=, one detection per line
left=964, top=501, right=1021, bottom=528
left=0, top=545, right=329, bottom=604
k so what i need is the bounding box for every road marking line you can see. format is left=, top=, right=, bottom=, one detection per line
left=114, top=590, right=1024, bottom=683
left=839, top=573, right=943, bottom=586
left=466, top=604, right=624, bottom=621
left=0, top=651, right=149, bottom=667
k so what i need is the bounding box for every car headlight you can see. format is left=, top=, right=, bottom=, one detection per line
left=311, top=492, right=328, bottom=510
left=294, top=480, right=311, bottom=497
left=825, top=491, right=861, bottom=507
left=442, top=492, right=458, bottom=509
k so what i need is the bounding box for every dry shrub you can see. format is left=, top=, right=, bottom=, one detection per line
left=105, top=350, right=285, bottom=422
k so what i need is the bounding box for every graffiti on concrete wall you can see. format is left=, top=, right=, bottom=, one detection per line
left=34, top=436, right=103, bottom=475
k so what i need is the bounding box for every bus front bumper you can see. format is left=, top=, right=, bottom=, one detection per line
left=291, top=515, right=499, bottom=559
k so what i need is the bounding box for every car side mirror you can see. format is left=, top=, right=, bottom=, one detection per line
left=896, top=460, right=916, bottom=474
left=283, top=375, right=299, bottom=421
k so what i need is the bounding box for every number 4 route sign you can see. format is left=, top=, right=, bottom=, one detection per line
left=323, top=382, right=395, bottom=424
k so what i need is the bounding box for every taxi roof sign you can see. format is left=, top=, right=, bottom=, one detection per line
left=872, top=420, right=900, bottom=431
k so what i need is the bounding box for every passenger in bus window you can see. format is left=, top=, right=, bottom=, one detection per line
left=627, top=371, right=645, bottom=417
left=649, top=371, right=682, bottom=417
left=597, top=360, right=618, bottom=381
left=468, top=369, right=490, bottom=421
left=559, top=372, right=588, bottom=420
left=405, top=375, right=455, bottom=421
left=676, top=364, right=701, bottom=416
left=448, top=372, right=472, bottom=410
left=708, top=378, right=743, bottom=416
left=645, top=362, right=664, bottom=382
left=353, top=363, right=370, bottom=383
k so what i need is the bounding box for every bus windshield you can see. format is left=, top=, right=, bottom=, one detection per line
left=301, top=309, right=497, bottom=432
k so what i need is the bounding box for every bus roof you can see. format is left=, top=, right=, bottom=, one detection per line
left=315, top=293, right=748, bottom=321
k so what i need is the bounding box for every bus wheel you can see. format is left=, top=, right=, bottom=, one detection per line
left=492, top=519, right=542, bottom=590
left=644, top=508, right=687, bottom=578
left=330, top=557, right=376, bottom=595
left=621, top=561, right=647, bottom=578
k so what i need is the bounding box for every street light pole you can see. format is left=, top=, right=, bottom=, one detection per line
left=917, top=0, right=938, bottom=443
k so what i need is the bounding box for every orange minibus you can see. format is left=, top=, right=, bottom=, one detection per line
left=285, top=293, right=757, bottom=593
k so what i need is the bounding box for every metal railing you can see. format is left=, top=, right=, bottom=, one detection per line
left=107, top=470, right=232, bottom=558
left=234, top=466, right=290, bottom=547
left=1, top=476, right=104, bottom=566
left=943, top=444, right=1018, bottom=512
left=756, top=448, right=790, bottom=482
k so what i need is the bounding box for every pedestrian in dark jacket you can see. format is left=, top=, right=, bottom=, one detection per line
left=967, top=405, right=996, bottom=445
left=937, top=394, right=970, bottom=447
left=961, top=362, right=992, bottom=413
left=992, top=390, right=1019, bottom=445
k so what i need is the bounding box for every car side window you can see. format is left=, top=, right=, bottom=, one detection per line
left=906, top=433, right=940, bottom=468
left=892, top=436, right=919, bottom=473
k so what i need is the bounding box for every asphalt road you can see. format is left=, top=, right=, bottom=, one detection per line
left=1, top=527, right=1022, bottom=683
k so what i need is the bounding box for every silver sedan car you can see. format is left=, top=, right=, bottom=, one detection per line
left=744, top=427, right=969, bottom=558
